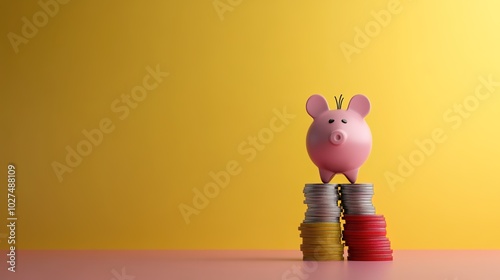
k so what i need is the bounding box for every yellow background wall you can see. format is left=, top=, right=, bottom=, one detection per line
left=1, top=0, right=500, bottom=250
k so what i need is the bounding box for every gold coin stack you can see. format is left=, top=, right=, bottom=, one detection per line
left=299, top=184, right=344, bottom=261
left=299, top=222, right=344, bottom=260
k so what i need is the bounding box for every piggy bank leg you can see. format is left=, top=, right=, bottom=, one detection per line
left=343, top=169, right=359, bottom=184
left=319, top=169, right=335, bottom=183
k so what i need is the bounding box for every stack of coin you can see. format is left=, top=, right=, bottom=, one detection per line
left=339, top=183, right=376, bottom=215
left=343, top=215, right=393, bottom=261
left=299, top=184, right=344, bottom=261
left=340, top=184, right=393, bottom=261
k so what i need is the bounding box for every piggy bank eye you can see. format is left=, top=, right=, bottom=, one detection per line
left=341, top=119, right=347, bottom=124
left=328, top=119, right=334, bottom=123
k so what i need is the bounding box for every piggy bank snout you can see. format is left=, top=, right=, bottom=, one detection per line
left=330, top=130, right=347, bottom=145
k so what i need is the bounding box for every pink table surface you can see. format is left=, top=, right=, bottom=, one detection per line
left=1, top=250, right=499, bottom=280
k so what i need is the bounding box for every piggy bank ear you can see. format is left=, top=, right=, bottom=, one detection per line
left=347, top=94, right=370, bottom=118
left=306, top=94, right=329, bottom=118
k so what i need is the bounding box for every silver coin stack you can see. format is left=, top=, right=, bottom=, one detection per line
left=303, top=184, right=342, bottom=223
left=339, top=184, right=376, bottom=215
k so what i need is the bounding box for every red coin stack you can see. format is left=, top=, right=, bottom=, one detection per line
left=342, top=214, right=393, bottom=261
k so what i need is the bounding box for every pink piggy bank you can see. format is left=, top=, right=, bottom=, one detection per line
left=306, top=94, right=372, bottom=184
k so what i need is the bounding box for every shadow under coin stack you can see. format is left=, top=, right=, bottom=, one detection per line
left=340, top=183, right=393, bottom=261
left=299, top=184, right=343, bottom=261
